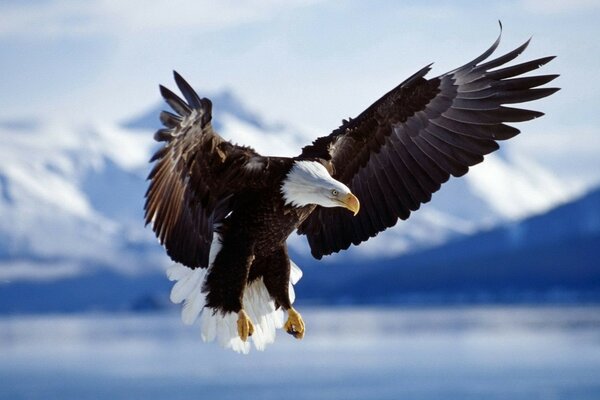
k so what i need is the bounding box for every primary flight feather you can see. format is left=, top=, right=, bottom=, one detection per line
left=145, top=26, right=559, bottom=353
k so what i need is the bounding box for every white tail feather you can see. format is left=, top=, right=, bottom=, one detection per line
left=166, top=264, right=190, bottom=281
left=167, top=256, right=303, bottom=353
left=170, top=268, right=204, bottom=304
left=290, top=260, right=303, bottom=284
left=289, top=282, right=296, bottom=304
left=181, top=283, right=206, bottom=325
left=200, top=309, right=217, bottom=342
left=243, top=278, right=284, bottom=351
left=288, top=260, right=302, bottom=304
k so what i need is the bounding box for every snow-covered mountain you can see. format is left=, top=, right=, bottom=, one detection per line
left=0, top=89, right=575, bottom=284
left=0, top=119, right=160, bottom=281
left=315, top=186, right=600, bottom=305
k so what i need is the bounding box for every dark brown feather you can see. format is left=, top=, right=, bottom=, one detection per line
left=298, top=31, right=559, bottom=259
left=145, top=72, right=269, bottom=269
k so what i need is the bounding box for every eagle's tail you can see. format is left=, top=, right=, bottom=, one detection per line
left=166, top=261, right=303, bottom=354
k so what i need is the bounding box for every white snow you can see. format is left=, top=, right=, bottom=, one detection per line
left=0, top=118, right=166, bottom=276
left=466, top=152, right=572, bottom=220
left=219, top=113, right=305, bottom=157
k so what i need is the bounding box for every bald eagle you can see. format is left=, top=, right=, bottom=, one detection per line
left=145, top=28, right=558, bottom=353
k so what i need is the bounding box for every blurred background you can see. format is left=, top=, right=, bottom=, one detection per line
left=1, top=1, right=599, bottom=399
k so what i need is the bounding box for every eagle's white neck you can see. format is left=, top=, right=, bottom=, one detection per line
left=281, top=160, right=349, bottom=208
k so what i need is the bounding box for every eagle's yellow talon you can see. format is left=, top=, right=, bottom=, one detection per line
left=284, top=307, right=305, bottom=339
left=237, top=310, right=254, bottom=342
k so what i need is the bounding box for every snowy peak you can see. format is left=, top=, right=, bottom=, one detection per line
left=0, top=118, right=158, bottom=278
left=123, top=89, right=307, bottom=157
left=125, top=89, right=272, bottom=132
left=465, top=151, right=572, bottom=221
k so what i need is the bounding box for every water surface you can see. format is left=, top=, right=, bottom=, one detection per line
left=1, top=305, right=600, bottom=399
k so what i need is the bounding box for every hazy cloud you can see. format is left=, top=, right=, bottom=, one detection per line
left=0, top=0, right=323, bottom=38
left=521, top=0, right=600, bottom=14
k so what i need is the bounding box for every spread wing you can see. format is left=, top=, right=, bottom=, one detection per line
left=144, top=72, right=268, bottom=269
left=298, top=28, right=559, bottom=259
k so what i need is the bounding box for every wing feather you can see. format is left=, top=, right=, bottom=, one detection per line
left=145, top=72, right=267, bottom=268
left=159, top=85, right=191, bottom=117
left=173, top=71, right=203, bottom=109
left=298, top=28, right=559, bottom=259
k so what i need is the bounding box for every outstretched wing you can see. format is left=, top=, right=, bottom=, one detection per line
left=298, top=28, right=559, bottom=259
left=144, top=72, right=267, bottom=269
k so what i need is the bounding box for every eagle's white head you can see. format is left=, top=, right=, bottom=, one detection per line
left=281, top=160, right=360, bottom=215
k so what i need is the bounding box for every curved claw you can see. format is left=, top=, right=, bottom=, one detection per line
left=284, top=307, right=305, bottom=339
left=237, top=310, right=255, bottom=342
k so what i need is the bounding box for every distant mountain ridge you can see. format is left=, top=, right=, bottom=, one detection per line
left=123, top=89, right=276, bottom=133
left=0, top=88, right=576, bottom=290
left=299, top=186, right=600, bottom=304
left=1, top=185, right=598, bottom=313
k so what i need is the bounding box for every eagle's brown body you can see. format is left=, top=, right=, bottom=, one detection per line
left=203, top=176, right=316, bottom=313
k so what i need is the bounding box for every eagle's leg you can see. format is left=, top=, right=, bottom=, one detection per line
left=204, top=232, right=256, bottom=342
left=259, top=245, right=306, bottom=340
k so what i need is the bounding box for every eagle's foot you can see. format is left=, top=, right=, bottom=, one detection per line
left=237, top=310, right=254, bottom=342
left=284, top=307, right=305, bottom=339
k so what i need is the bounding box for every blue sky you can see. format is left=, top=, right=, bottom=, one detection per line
left=1, top=0, right=599, bottom=187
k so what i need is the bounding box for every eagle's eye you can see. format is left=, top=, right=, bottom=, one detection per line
left=331, top=189, right=339, bottom=196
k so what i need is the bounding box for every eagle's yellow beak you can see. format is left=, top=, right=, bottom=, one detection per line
left=340, top=193, right=360, bottom=216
